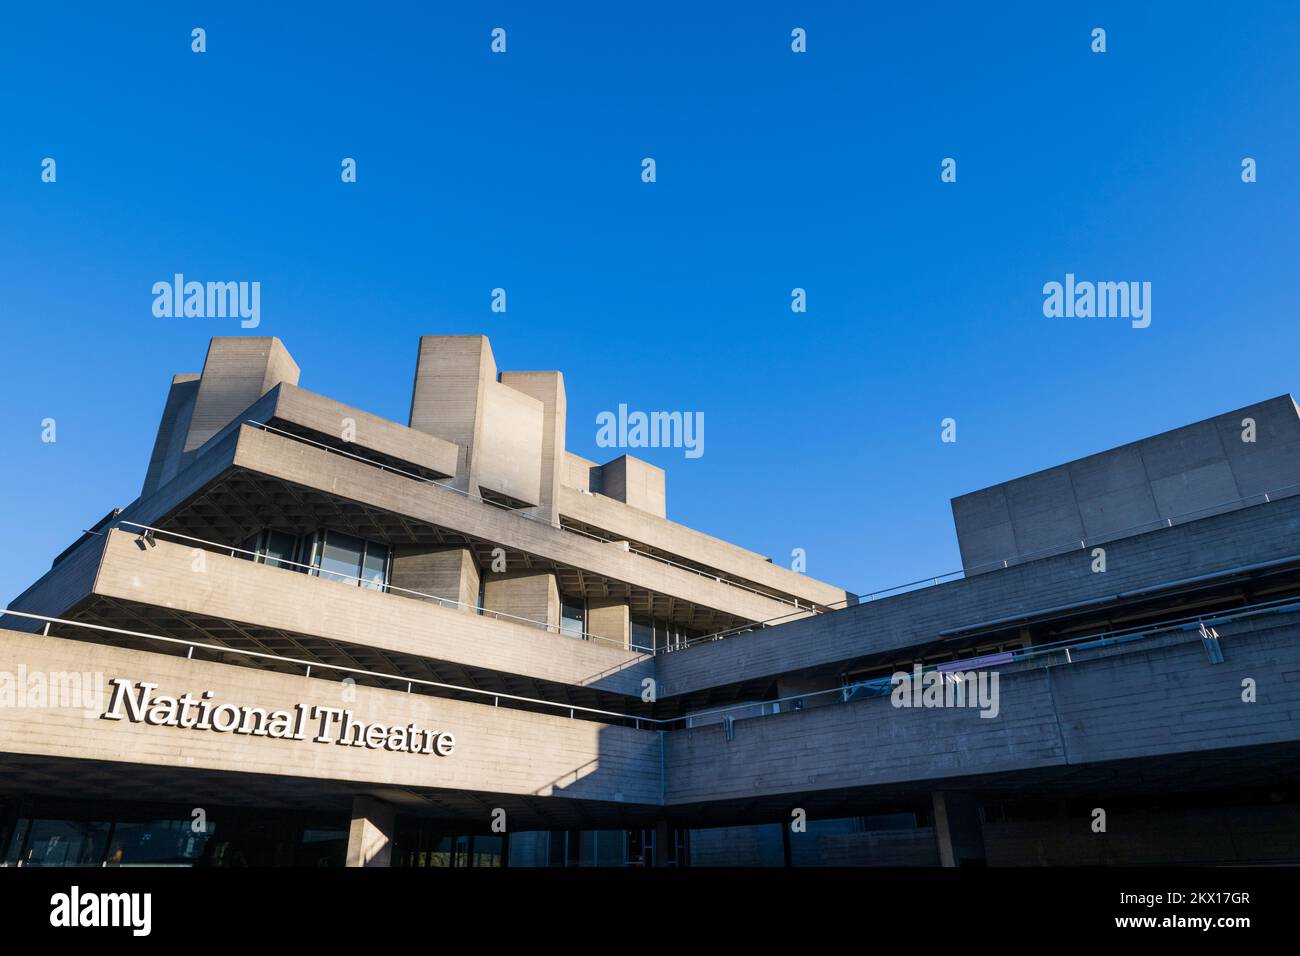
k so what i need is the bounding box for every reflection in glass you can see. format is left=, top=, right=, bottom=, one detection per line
left=560, top=596, right=585, bottom=639
left=318, top=531, right=366, bottom=584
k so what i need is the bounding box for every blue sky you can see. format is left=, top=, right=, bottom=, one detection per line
left=2, top=2, right=1299, bottom=603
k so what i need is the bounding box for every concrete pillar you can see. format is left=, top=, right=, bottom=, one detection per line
left=141, top=373, right=200, bottom=496
left=482, top=569, right=559, bottom=630
left=408, top=335, right=496, bottom=493
left=932, top=791, right=987, bottom=867
left=500, top=371, right=566, bottom=527
left=408, top=335, right=551, bottom=508
left=586, top=596, right=630, bottom=648
left=183, top=337, right=299, bottom=457
left=346, top=796, right=396, bottom=867
left=601, top=455, right=667, bottom=518
left=389, top=546, right=481, bottom=610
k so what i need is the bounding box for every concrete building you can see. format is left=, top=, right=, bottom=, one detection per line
left=2, top=335, right=1299, bottom=867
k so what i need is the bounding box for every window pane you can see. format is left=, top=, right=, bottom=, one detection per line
left=560, top=596, right=585, bottom=638
left=106, top=819, right=211, bottom=866
left=632, top=618, right=653, bottom=652
left=263, top=530, right=299, bottom=570
left=19, top=819, right=111, bottom=867
left=361, top=542, right=389, bottom=591
left=470, top=834, right=504, bottom=867
left=318, top=531, right=365, bottom=585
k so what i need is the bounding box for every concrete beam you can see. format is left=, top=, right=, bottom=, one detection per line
left=232, top=425, right=807, bottom=625
left=557, top=485, right=846, bottom=609
left=89, top=530, right=649, bottom=696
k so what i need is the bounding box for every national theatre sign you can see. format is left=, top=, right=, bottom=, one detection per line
left=98, top=678, right=456, bottom=756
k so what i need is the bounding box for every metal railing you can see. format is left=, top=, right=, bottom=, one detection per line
left=5, top=593, right=1295, bottom=733
left=677, top=593, right=1300, bottom=728
left=57, top=422, right=1300, bottom=665
left=0, top=609, right=666, bottom=729
left=667, top=479, right=1300, bottom=653
left=115, top=520, right=654, bottom=654
left=245, top=420, right=815, bottom=612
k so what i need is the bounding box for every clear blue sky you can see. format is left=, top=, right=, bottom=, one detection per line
left=2, top=2, right=1298, bottom=603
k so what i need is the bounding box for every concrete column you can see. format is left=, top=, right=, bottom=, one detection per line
left=586, top=596, right=630, bottom=648
left=601, top=455, right=667, bottom=518
left=482, top=569, right=559, bottom=630
left=141, top=373, right=200, bottom=496
left=500, top=371, right=566, bottom=527
left=183, top=337, right=300, bottom=458
left=408, top=335, right=495, bottom=494
left=932, top=791, right=987, bottom=867
left=389, top=545, right=481, bottom=610
left=346, top=796, right=396, bottom=867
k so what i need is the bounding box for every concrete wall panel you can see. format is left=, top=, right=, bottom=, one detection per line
left=92, top=530, right=649, bottom=696
left=658, top=492, right=1300, bottom=699
left=0, top=630, right=662, bottom=806
left=478, top=381, right=544, bottom=507
left=953, top=395, right=1300, bottom=572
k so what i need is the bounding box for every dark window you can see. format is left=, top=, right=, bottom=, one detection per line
left=262, top=530, right=300, bottom=569
left=632, top=617, right=654, bottom=652
left=238, top=529, right=390, bottom=591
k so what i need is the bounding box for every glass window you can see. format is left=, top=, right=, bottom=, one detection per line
left=560, top=596, right=585, bottom=639
left=470, top=835, right=504, bottom=868
left=106, top=819, right=210, bottom=866
left=16, top=819, right=111, bottom=867
left=238, top=530, right=307, bottom=572
left=626, top=829, right=651, bottom=867
left=318, top=531, right=366, bottom=585
left=631, top=617, right=654, bottom=653
left=262, top=530, right=299, bottom=570
left=361, top=541, right=389, bottom=592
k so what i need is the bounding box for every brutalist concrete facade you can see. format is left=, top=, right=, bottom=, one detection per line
left=2, top=335, right=1299, bottom=868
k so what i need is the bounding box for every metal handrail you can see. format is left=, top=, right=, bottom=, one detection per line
left=669, top=479, right=1300, bottom=653
left=0, top=609, right=666, bottom=729
left=244, top=420, right=814, bottom=611
left=4, top=591, right=1293, bottom=732
left=677, top=593, right=1300, bottom=726
left=115, top=521, right=653, bottom=654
